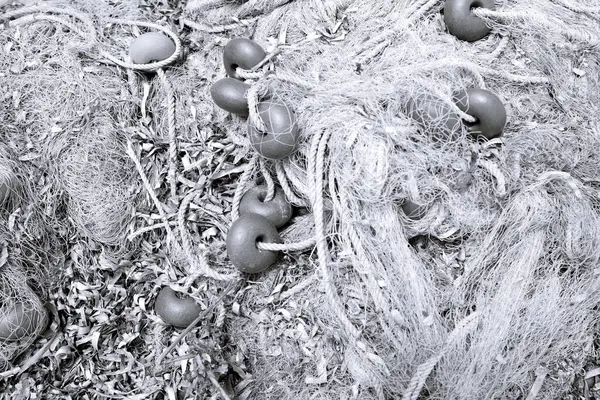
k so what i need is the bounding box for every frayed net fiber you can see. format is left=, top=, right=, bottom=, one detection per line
left=186, top=0, right=600, bottom=398
left=0, top=2, right=144, bottom=247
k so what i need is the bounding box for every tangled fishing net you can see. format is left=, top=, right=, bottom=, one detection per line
left=0, top=0, right=599, bottom=398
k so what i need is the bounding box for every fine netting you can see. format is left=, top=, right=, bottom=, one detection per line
left=51, top=118, right=139, bottom=247
left=0, top=2, right=146, bottom=247
left=184, top=0, right=600, bottom=398
left=0, top=223, right=49, bottom=372
left=0, top=0, right=599, bottom=398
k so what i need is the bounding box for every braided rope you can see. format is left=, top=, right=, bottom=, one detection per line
left=275, top=162, right=307, bottom=206
left=481, top=35, right=511, bottom=61
left=278, top=274, right=317, bottom=300
left=126, top=141, right=174, bottom=246
left=236, top=69, right=264, bottom=80
left=271, top=70, right=316, bottom=89
left=215, top=302, right=227, bottom=328
left=185, top=0, right=226, bottom=12
left=182, top=17, right=257, bottom=34
left=156, top=68, right=178, bottom=199
left=101, top=19, right=182, bottom=71
left=1, top=5, right=97, bottom=39
left=247, top=80, right=269, bottom=132
left=178, top=190, right=236, bottom=281
left=473, top=8, right=600, bottom=45
left=231, top=154, right=258, bottom=221
left=256, top=237, right=316, bottom=252
left=127, top=220, right=178, bottom=241
left=402, top=312, right=480, bottom=400
left=309, top=129, right=360, bottom=340
left=5, top=14, right=86, bottom=38
left=478, top=159, right=507, bottom=197
left=283, top=161, right=310, bottom=198
left=406, top=0, right=441, bottom=24
left=259, top=158, right=276, bottom=202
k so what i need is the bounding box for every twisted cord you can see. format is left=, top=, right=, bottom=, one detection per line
left=275, top=162, right=307, bottom=206
left=5, top=14, right=86, bottom=37
left=178, top=190, right=236, bottom=281
left=405, top=0, right=441, bottom=23
left=236, top=69, right=264, bottom=80
left=553, top=0, right=600, bottom=21
left=473, top=8, right=600, bottom=45
left=481, top=35, right=511, bottom=61
left=231, top=154, right=259, bottom=221
left=402, top=312, right=480, bottom=400
left=247, top=79, right=269, bottom=132
left=1, top=5, right=96, bottom=39
left=283, top=161, right=310, bottom=199
left=256, top=237, right=316, bottom=252
left=407, top=59, right=549, bottom=85
left=272, top=70, right=317, bottom=89
left=185, top=0, right=226, bottom=12
left=182, top=17, right=257, bottom=34
left=309, top=129, right=360, bottom=340
left=127, top=220, right=178, bottom=241
left=478, top=159, right=507, bottom=197
left=126, top=141, right=174, bottom=246
left=156, top=68, right=178, bottom=199
left=259, top=158, right=276, bottom=202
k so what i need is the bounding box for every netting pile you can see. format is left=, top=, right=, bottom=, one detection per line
left=0, top=0, right=599, bottom=398
left=184, top=0, right=600, bottom=398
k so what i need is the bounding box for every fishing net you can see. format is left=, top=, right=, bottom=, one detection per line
left=0, top=0, right=599, bottom=398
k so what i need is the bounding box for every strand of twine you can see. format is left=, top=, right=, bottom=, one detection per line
left=185, top=0, right=226, bottom=12
left=354, top=0, right=439, bottom=65
left=100, top=19, right=182, bottom=71
left=256, top=237, right=316, bottom=251
left=554, top=0, right=600, bottom=21
left=231, top=154, right=258, bottom=221
left=275, top=162, right=307, bottom=206
left=481, top=35, right=511, bottom=61
left=330, top=162, right=407, bottom=358
left=258, top=158, right=276, bottom=202
left=473, top=8, right=600, bottom=45
left=178, top=190, right=236, bottom=282
left=333, top=172, right=395, bottom=317
left=236, top=0, right=291, bottom=19
left=236, top=47, right=282, bottom=79
left=247, top=79, right=270, bottom=133
left=4, top=14, right=86, bottom=38
left=0, top=5, right=96, bottom=39
left=272, top=69, right=317, bottom=89
left=126, top=141, right=175, bottom=247
left=156, top=68, right=178, bottom=199
left=407, top=59, right=549, bottom=85
left=283, top=161, right=310, bottom=197
left=402, top=312, right=480, bottom=400
left=532, top=170, right=583, bottom=198
left=309, top=128, right=361, bottom=340
left=478, top=159, right=507, bottom=197
left=127, top=220, right=179, bottom=241
left=215, top=302, right=226, bottom=328
left=182, top=17, right=257, bottom=34
left=278, top=274, right=317, bottom=300
left=405, top=0, right=441, bottom=24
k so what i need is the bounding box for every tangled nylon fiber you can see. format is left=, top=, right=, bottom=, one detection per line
left=1, top=0, right=599, bottom=398
left=0, top=259, right=48, bottom=371
left=186, top=0, right=600, bottom=398
left=0, top=2, right=146, bottom=247
left=52, top=119, right=138, bottom=247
